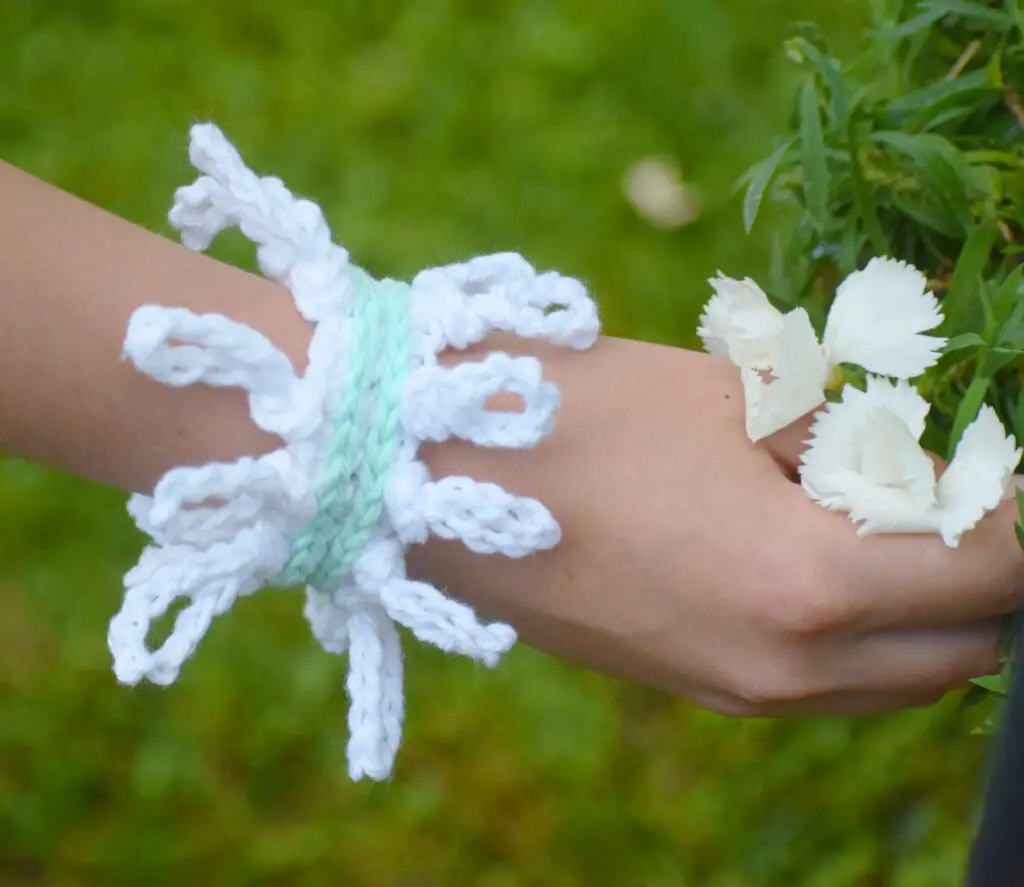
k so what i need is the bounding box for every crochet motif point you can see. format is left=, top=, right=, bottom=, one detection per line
left=107, top=123, right=600, bottom=780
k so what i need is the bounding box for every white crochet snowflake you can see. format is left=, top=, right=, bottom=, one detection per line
left=108, top=123, right=600, bottom=780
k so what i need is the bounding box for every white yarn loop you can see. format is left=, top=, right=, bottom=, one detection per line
left=402, top=352, right=559, bottom=447
left=411, top=254, right=599, bottom=352
left=128, top=453, right=311, bottom=549
left=344, top=607, right=404, bottom=782
left=109, top=122, right=600, bottom=780
left=379, top=579, right=516, bottom=666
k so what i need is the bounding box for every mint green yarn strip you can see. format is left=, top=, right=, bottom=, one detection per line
left=273, top=268, right=411, bottom=591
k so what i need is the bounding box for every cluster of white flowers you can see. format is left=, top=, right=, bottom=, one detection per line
left=698, top=258, right=1021, bottom=547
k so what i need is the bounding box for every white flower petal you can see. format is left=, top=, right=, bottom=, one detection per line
left=858, top=407, right=938, bottom=503
left=860, top=374, right=932, bottom=438
left=800, top=404, right=867, bottom=509
left=936, top=405, right=1021, bottom=546
left=742, top=307, right=829, bottom=441
left=698, top=273, right=784, bottom=369
left=801, top=378, right=1016, bottom=546
left=800, top=377, right=938, bottom=528
left=822, top=257, right=946, bottom=378
left=802, top=377, right=929, bottom=496
left=841, top=480, right=943, bottom=537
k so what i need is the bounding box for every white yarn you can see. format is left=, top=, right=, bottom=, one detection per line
left=108, top=123, right=600, bottom=780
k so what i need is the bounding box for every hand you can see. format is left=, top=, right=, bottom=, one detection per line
left=409, top=336, right=1024, bottom=715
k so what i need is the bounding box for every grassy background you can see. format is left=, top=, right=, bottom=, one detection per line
left=0, top=1, right=991, bottom=884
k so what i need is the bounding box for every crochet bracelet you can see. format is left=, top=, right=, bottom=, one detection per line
left=107, top=123, right=600, bottom=780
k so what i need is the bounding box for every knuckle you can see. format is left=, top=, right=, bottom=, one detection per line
left=721, top=657, right=821, bottom=711
left=756, top=559, right=861, bottom=637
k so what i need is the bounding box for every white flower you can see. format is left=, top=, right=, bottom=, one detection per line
left=799, top=376, right=1021, bottom=547
left=698, top=258, right=947, bottom=441
left=621, top=156, right=702, bottom=230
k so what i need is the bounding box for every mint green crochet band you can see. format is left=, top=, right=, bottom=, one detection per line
left=272, top=268, right=412, bottom=592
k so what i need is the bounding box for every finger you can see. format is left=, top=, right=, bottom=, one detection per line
left=700, top=684, right=947, bottom=717
left=691, top=622, right=998, bottom=717
left=827, top=621, right=1002, bottom=695
left=822, top=490, right=1024, bottom=629
left=757, top=408, right=819, bottom=471
left=757, top=689, right=947, bottom=717
left=718, top=622, right=1000, bottom=717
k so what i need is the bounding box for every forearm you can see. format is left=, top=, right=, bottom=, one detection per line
left=0, top=161, right=312, bottom=493
left=0, top=161, right=603, bottom=630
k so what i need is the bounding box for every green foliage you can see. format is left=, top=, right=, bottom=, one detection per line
left=0, top=1, right=1007, bottom=885
left=742, top=0, right=1024, bottom=733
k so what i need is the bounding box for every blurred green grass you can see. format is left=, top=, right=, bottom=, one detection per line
left=0, top=1, right=990, bottom=884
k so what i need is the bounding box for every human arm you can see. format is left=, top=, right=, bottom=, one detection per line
left=2, top=158, right=1022, bottom=720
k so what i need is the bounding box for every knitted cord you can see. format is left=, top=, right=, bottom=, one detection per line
left=273, top=270, right=411, bottom=591
left=108, top=123, right=601, bottom=780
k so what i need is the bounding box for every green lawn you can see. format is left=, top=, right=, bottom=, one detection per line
left=0, top=1, right=990, bottom=884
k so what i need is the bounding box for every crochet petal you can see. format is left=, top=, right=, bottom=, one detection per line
left=402, top=353, right=559, bottom=448
left=124, top=305, right=314, bottom=438
left=410, top=254, right=598, bottom=352
left=109, top=526, right=284, bottom=685
left=388, top=473, right=560, bottom=556
left=345, top=608, right=404, bottom=781
left=380, top=578, right=516, bottom=667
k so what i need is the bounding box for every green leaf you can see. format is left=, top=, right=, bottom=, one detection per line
left=959, top=683, right=993, bottom=711
left=785, top=37, right=849, bottom=127
left=997, top=325, right=1024, bottom=356
left=1011, top=389, right=1024, bottom=443
left=987, top=42, right=1005, bottom=88
left=969, top=164, right=1004, bottom=203
left=799, top=77, right=829, bottom=234
left=885, top=69, right=993, bottom=118
left=742, top=138, right=796, bottom=234
left=1012, top=0, right=1024, bottom=40
left=769, top=232, right=787, bottom=301
left=963, top=149, right=1024, bottom=167
left=947, top=374, right=990, bottom=460
left=972, top=673, right=1009, bottom=694
left=979, top=346, right=1023, bottom=376
left=940, top=219, right=998, bottom=334
left=837, top=212, right=867, bottom=274
left=943, top=332, right=987, bottom=354
left=848, top=117, right=889, bottom=254
left=891, top=190, right=962, bottom=238
left=1016, top=486, right=1024, bottom=527
left=994, top=266, right=1024, bottom=333
left=917, top=104, right=982, bottom=131
left=921, top=0, right=1013, bottom=27
left=782, top=213, right=817, bottom=294
left=874, top=7, right=945, bottom=39
left=874, top=131, right=975, bottom=236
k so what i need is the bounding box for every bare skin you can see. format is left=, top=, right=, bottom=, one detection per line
left=1, top=160, right=1020, bottom=716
